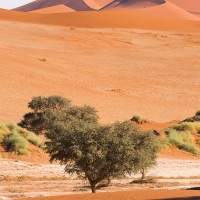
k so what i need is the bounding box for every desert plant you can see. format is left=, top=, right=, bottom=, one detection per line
left=131, top=115, right=141, bottom=123
left=45, top=120, right=158, bottom=193
left=0, top=123, right=44, bottom=155
left=19, top=96, right=98, bottom=135
left=195, top=110, right=200, bottom=116
left=170, top=122, right=200, bottom=134
left=164, top=129, right=200, bottom=155
left=131, top=131, right=160, bottom=180
left=3, top=133, right=29, bottom=155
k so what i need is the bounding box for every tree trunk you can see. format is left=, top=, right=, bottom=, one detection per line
left=105, top=176, right=111, bottom=187
left=91, top=183, right=96, bottom=193
left=140, top=169, right=145, bottom=180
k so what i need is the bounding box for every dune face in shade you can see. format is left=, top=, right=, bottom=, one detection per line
left=101, top=0, right=166, bottom=10
left=13, top=0, right=93, bottom=12
left=30, top=5, right=75, bottom=14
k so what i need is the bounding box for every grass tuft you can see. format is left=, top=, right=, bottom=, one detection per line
left=0, top=123, right=44, bottom=155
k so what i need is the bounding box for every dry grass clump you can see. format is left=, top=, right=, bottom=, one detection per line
left=162, top=121, right=200, bottom=155
left=0, top=123, right=44, bottom=156
left=171, top=122, right=200, bottom=134
left=131, top=115, right=148, bottom=124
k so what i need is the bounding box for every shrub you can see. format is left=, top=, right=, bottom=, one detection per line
left=0, top=123, right=44, bottom=155
left=196, top=110, right=200, bottom=116
left=164, top=129, right=200, bottom=155
left=0, top=123, right=10, bottom=133
left=131, top=115, right=141, bottom=123
left=0, top=132, right=5, bottom=142
left=3, top=133, right=29, bottom=155
left=171, top=122, right=200, bottom=134
left=24, top=131, right=45, bottom=148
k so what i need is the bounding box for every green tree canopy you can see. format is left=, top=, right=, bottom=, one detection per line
left=45, top=121, right=159, bottom=193
left=18, top=96, right=98, bottom=134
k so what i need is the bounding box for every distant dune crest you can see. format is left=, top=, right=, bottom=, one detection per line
left=101, top=0, right=166, bottom=10
left=13, top=0, right=93, bottom=12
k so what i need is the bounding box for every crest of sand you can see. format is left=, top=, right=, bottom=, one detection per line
left=101, top=0, right=166, bottom=10
left=83, top=0, right=114, bottom=9
left=0, top=9, right=200, bottom=31
left=13, top=0, right=93, bottom=12
left=30, top=5, right=75, bottom=14
left=134, top=1, right=199, bottom=21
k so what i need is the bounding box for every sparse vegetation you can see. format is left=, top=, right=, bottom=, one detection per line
left=38, top=58, right=47, bottom=62
left=131, top=115, right=148, bottom=124
left=171, top=122, right=200, bottom=134
left=196, top=110, right=200, bottom=116
left=0, top=123, right=44, bottom=156
left=45, top=118, right=159, bottom=193
left=4, top=133, right=29, bottom=155
left=163, top=128, right=200, bottom=155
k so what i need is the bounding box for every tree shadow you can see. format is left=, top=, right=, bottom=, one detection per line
left=155, top=198, right=200, bottom=200
left=187, top=187, right=200, bottom=190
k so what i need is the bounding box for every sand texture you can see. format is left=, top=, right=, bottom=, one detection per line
left=0, top=16, right=200, bottom=124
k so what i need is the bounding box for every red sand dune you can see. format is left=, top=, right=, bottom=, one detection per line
left=13, top=0, right=93, bottom=12
left=0, top=9, right=200, bottom=31
left=102, top=0, right=166, bottom=10
left=83, top=0, right=114, bottom=10
left=168, top=0, right=200, bottom=13
left=30, top=5, right=75, bottom=14
left=134, top=1, right=199, bottom=20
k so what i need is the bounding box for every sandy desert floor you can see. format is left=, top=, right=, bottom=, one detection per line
left=0, top=19, right=200, bottom=124
left=0, top=157, right=200, bottom=199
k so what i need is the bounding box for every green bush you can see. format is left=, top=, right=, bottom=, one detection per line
left=196, top=110, right=200, bottom=116
left=171, top=122, right=200, bottom=134
left=3, top=133, right=29, bottom=155
left=0, top=132, right=5, bottom=142
left=164, top=129, right=200, bottom=155
left=0, top=123, right=44, bottom=155
left=25, top=131, right=45, bottom=148
left=0, top=123, right=10, bottom=133
left=131, top=115, right=141, bottom=123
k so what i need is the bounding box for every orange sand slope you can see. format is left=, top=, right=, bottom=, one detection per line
left=18, top=190, right=200, bottom=200
left=13, top=0, right=93, bottom=12
left=102, top=0, right=166, bottom=10
left=0, top=18, right=200, bottom=124
left=83, top=0, right=114, bottom=10
left=134, top=1, right=199, bottom=20
left=168, top=0, right=200, bottom=13
left=0, top=9, right=200, bottom=31
left=30, top=5, right=75, bottom=14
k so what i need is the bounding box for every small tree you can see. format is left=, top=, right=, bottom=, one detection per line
left=45, top=120, right=159, bottom=193
left=131, top=131, right=160, bottom=180
left=45, top=121, right=137, bottom=193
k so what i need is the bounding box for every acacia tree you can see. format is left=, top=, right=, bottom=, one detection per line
left=18, top=96, right=98, bottom=135
left=45, top=121, right=137, bottom=193
left=45, top=121, right=159, bottom=193
left=131, top=131, right=160, bottom=180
